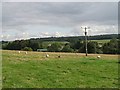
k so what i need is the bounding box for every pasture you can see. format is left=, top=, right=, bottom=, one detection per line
left=2, top=50, right=119, bottom=88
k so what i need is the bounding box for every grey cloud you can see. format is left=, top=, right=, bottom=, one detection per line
left=3, top=0, right=120, bottom=2
left=3, top=2, right=117, bottom=27
left=38, top=32, right=64, bottom=38
left=2, top=2, right=118, bottom=40
left=1, top=32, right=30, bottom=41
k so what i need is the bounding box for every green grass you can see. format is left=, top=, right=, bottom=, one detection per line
left=2, top=50, right=119, bottom=88
left=0, top=50, right=2, bottom=89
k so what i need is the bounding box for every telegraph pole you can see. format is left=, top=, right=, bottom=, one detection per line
left=85, top=27, right=87, bottom=56
left=81, top=27, right=90, bottom=56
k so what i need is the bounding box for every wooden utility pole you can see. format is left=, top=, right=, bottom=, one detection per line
left=81, top=27, right=90, bottom=56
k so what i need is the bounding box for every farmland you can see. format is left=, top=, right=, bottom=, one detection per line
left=2, top=50, right=119, bottom=88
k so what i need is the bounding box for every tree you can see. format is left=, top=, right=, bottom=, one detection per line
left=6, top=40, right=21, bottom=50
left=5, top=40, right=29, bottom=50
left=79, top=41, right=99, bottom=54
left=29, top=42, right=40, bottom=51
left=22, top=47, right=33, bottom=51
left=62, top=44, right=74, bottom=52
left=47, top=43, right=62, bottom=52
left=102, top=38, right=118, bottom=54
left=118, top=40, right=120, bottom=54
left=87, top=41, right=98, bottom=53
left=71, top=40, right=83, bottom=50
left=20, top=40, right=29, bottom=49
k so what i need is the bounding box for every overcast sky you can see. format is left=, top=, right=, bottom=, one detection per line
left=1, top=2, right=118, bottom=41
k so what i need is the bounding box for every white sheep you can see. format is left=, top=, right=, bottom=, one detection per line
left=18, top=51, right=21, bottom=53
left=25, top=51, right=28, bottom=54
left=46, top=54, right=49, bottom=58
left=97, top=55, right=101, bottom=59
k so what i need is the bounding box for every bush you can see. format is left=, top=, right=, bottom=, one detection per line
left=22, top=47, right=33, bottom=51
left=61, top=45, right=74, bottom=52
left=102, top=38, right=118, bottom=54
left=47, top=43, right=62, bottom=52
left=96, top=49, right=103, bottom=54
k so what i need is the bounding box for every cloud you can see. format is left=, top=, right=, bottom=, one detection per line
left=2, top=2, right=118, bottom=41
left=3, top=2, right=117, bottom=27
left=1, top=32, right=30, bottom=41
left=3, top=0, right=119, bottom=2
left=38, top=32, right=65, bottom=38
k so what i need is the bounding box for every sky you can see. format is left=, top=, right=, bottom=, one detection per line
left=1, top=2, right=118, bottom=41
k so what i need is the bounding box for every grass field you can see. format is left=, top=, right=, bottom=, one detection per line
left=2, top=50, right=119, bottom=88
left=0, top=50, right=2, bottom=89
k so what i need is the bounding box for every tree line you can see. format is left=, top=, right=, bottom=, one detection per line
left=2, top=38, right=119, bottom=54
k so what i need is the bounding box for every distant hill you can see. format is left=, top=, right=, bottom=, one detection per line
left=28, top=34, right=119, bottom=43
left=1, top=34, right=119, bottom=43
left=1, top=34, right=119, bottom=54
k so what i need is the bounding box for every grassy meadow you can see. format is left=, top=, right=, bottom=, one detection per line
left=2, top=50, right=119, bottom=88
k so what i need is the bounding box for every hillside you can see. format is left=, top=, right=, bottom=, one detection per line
left=28, top=34, right=118, bottom=43
left=1, top=34, right=119, bottom=43
left=1, top=34, right=119, bottom=54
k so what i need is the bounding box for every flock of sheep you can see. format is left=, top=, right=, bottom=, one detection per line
left=18, top=51, right=61, bottom=58
left=18, top=51, right=101, bottom=59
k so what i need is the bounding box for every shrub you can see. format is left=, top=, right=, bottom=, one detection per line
left=22, top=47, right=33, bottom=51
left=61, top=45, right=74, bottom=52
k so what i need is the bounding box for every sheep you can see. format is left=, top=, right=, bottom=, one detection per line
left=25, top=51, right=28, bottom=54
left=46, top=54, right=49, bottom=58
left=18, top=51, right=21, bottom=53
left=58, top=55, right=61, bottom=58
left=97, top=55, right=101, bottom=59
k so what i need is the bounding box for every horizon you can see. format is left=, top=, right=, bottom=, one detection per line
left=1, top=2, right=118, bottom=41
left=1, top=33, right=118, bottom=42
